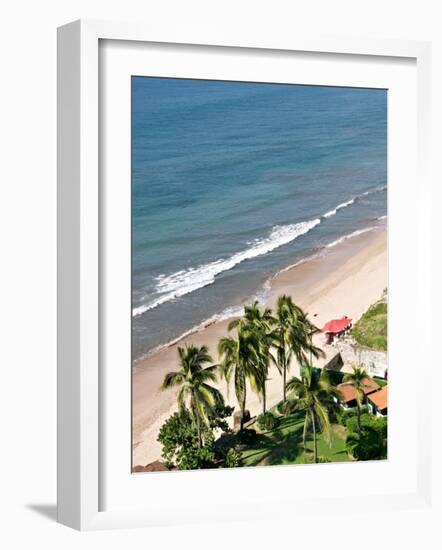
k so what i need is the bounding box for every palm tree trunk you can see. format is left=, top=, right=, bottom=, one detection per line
left=194, top=407, right=202, bottom=450
left=240, top=390, right=247, bottom=431
left=283, top=355, right=287, bottom=403
left=311, top=409, right=318, bottom=464
left=262, top=380, right=266, bottom=415
left=192, top=393, right=202, bottom=450
left=303, top=415, right=308, bottom=455
left=357, top=402, right=361, bottom=437
left=196, top=415, right=202, bottom=449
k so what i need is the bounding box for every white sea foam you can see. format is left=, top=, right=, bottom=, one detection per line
left=359, top=184, right=387, bottom=198
left=133, top=223, right=384, bottom=361
left=325, top=227, right=375, bottom=249
left=132, top=184, right=387, bottom=317
left=323, top=198, right=355, bottom=218
left=133, top=218, right=321, bottom=316
left=269, top=225, right=379, bottom=279
left=322, top=185, right=386, bottom=219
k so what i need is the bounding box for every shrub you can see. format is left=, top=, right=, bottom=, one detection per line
left=342, top=406, right=369, bottom=426
left=157, top=409, right=215, bottom=470
left=346, top=413, right=388, bottom=460
left=361, top=413, right=388, bottom=438
left=224, top=447, right=242, bottom=468
left=176, top=444, right=216, bottom=471
left=346, top=430, right=386, bottom=461
left=346, top=411, right=385, bottom=432
left=208, top=403, right=234, bottom=432
left=257, top=411, right=280, bottom=431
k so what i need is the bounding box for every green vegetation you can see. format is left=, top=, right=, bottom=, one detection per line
left=257, top=411, right=280, bottom=431
left=346, top=413, right=387, bottom=460
left=342, top=366, right=375, bottom=436
left=318, top=367, right=344, bottom=386
left=352, top=300, right=387, bottom=351
left=161, top=344, right=223, bottom=450
left=157, top=409, right=215, bottom=470
left=285, top=365, right=342, bottom=463
left=157, top=403, right=234, bottom=470
left=237, top=411, right=350, bottom=467
left=218, top=323, right=264, bottom=432
left=226, top=302, right=274, bottom=415
left=273, top=295, right=324, bottom=403
left=157, top=295, right=388, bottom=471
left=339, top=405, right=369, bottom=424
left=224, top=447, right=242, bottom=468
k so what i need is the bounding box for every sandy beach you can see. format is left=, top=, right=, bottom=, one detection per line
left=132, top=227, right=387, bottom=467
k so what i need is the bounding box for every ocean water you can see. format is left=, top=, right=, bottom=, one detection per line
left=132, top=78, right=387, bottom=359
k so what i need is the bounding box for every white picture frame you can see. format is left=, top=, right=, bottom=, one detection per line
left=57, top=19, right=432, bottom=531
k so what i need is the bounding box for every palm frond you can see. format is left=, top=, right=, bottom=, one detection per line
left=177, top=386, right=189, bottom=412
left=313, top=398, right=331, bottom=444
left=161, top=370, right=185, bottom=390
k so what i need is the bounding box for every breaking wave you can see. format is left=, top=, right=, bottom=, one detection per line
left=133, top=218, right=320, bottom=316
left=325, top=227, right=376, bottom=249
left=133, top=223, right=384, bottom=360
left=322, top=185, right=386, bottom=219
left=132, top=185, right=386, bottom=317
left=323, top=198, right=355, bottom=218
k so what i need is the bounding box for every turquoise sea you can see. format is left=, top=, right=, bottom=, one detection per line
left=131, top=78, right=387, bottom=359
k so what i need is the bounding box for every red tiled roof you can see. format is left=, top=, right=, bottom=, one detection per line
left=368, top=385, right=388, bottom=411
left=337, top=378, right=380, bottom=403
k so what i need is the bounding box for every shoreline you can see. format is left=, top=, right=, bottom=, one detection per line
left=133, top=223, right=385, bottom=366
left=132, top=226, right=387, bottom=467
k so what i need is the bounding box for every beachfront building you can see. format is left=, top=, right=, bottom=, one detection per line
left=367, top=385, right=388, bottom=416
left=321, top=316, right=352, bottom=345
left=336, top=378, right=380, bottom=409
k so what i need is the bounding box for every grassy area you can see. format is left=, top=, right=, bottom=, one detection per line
left=234, top=411, right=351, bottom=467
left=352, top=299, right=387, bottom=351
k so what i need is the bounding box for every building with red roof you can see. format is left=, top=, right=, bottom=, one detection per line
left=367, top=385, right=388, bottom=416
left=337, top=378, right=380, bottom=408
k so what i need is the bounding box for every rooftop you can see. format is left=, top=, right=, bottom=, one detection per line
left=367, top=385, right=388, bottom=411
left=337, top=378, right=380, bottom=403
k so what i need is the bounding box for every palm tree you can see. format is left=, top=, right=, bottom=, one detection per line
left=218, top=324, right=264, bottom=431
left=228, top=302, right=274, bottom=414
left=285, top=365, right=341, bottom=463
left=342, top=365, right=374, bottom=437
left=273, top=295, right=324, bottom=403
left=161, top=344, right=223, bottom=449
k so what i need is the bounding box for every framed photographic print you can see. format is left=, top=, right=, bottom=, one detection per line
left=57, top=20, right=432, bottom=530
left=130, top=76, right=388, bottom=472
